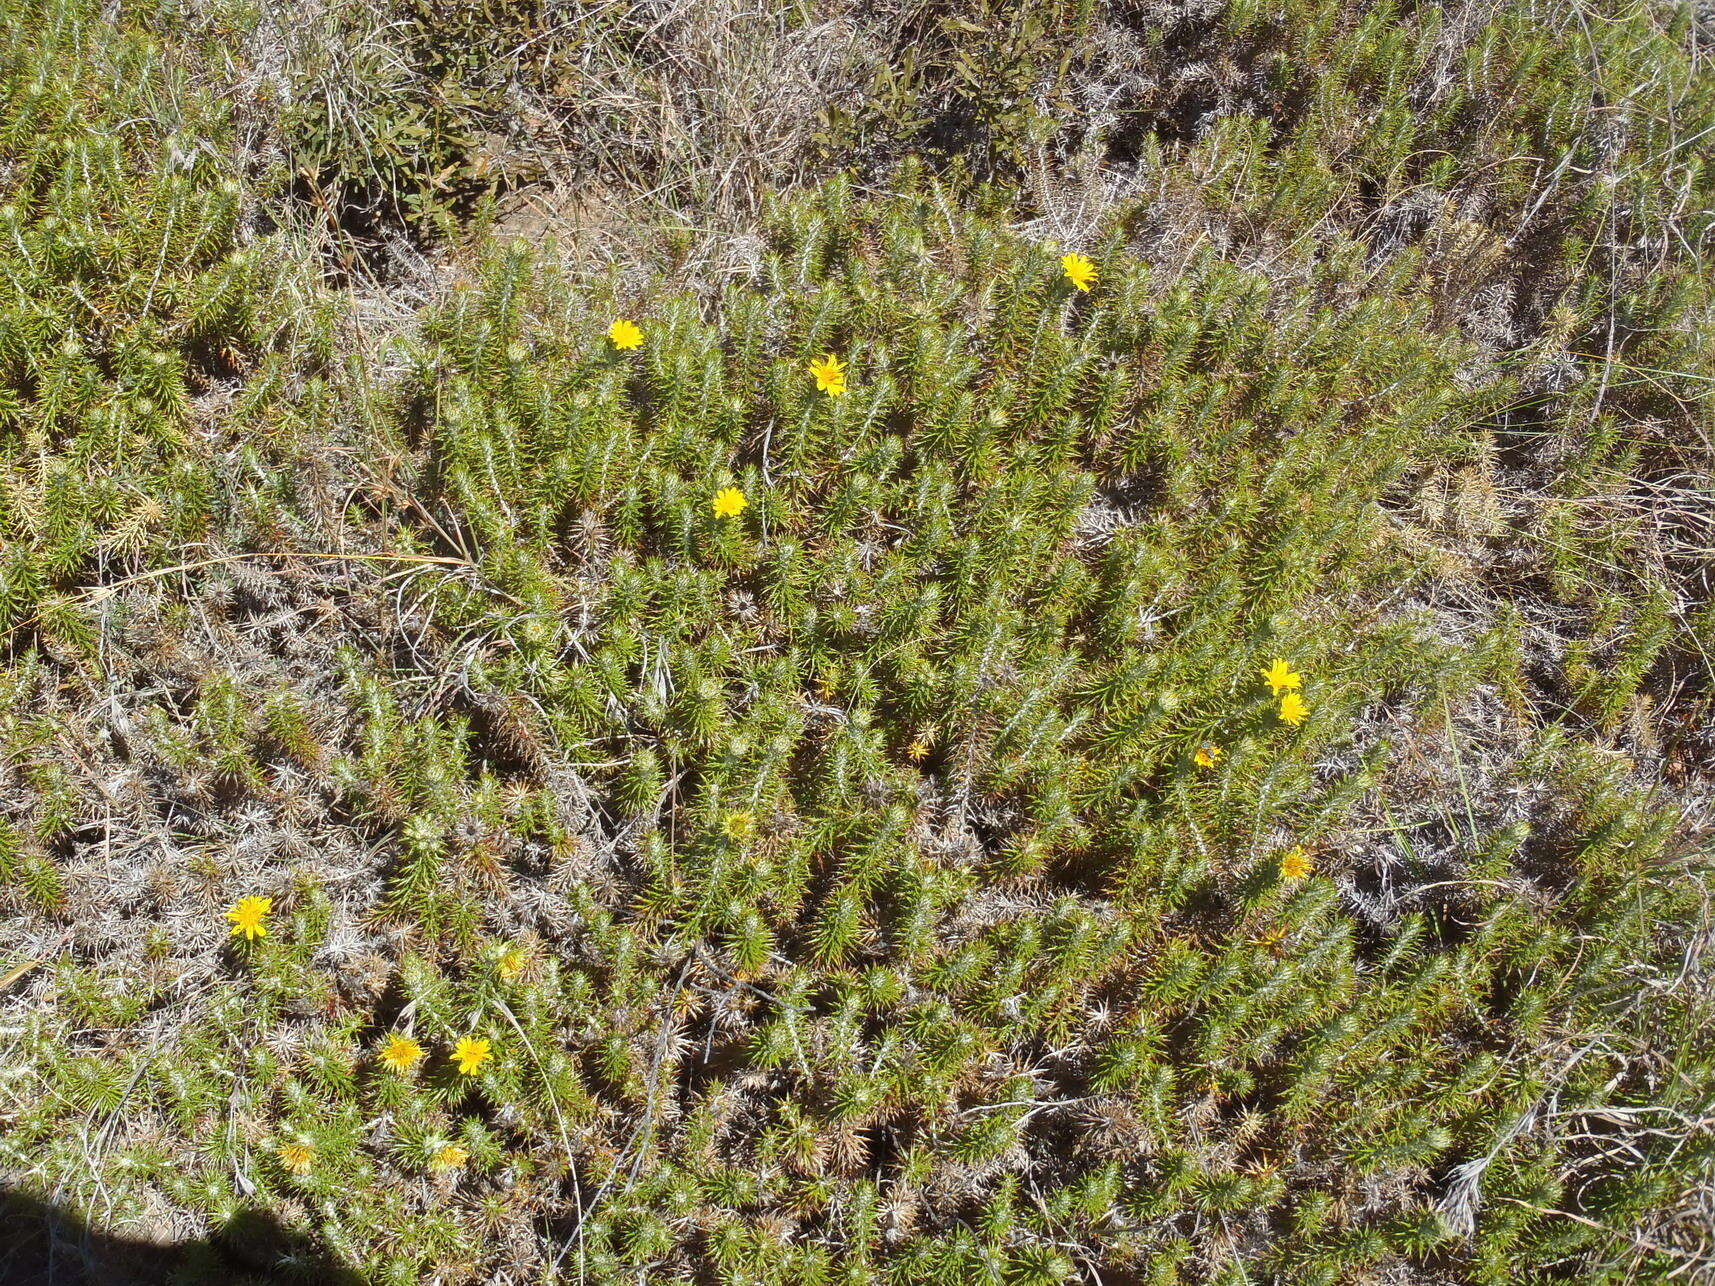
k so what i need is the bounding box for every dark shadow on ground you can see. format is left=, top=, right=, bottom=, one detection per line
left=0, top=1189, right=364, bottom=1285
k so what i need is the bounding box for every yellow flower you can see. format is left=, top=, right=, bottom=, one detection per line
left=1279, top=691, right=1308, bottom=726
left=453, top=1036, right=492, bottom=1076
left=498, top=947, right=527, bottom=981
left=277, top=1141, right=314, bottom=1175
left=379, top=1033, right=425, bottom=1073
left=1252, top=923, right=1290, bottom=951
left=906, top=736, right=931, bottom=763
left=1061, top=252, right=1098, bottom=292
left=809, top=353, right=847, bottom=397
left=431, top=1143, right=470, bottom=1171
left=607, top=318, right=643, bottom=350
left=1279, top=846, right=1312, bottom=881
left=721, top=810, right=755, bottom=842
left=1194, top=744, right=1223, bottom=769
left=711, top=486, right=747, bottom=519
left=225, top=895, right=272, bottom=941
left=1261, top=658, right=1302, bottom=696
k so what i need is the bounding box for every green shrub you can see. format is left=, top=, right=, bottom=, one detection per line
left=1, top=0, right=1710, bottom=1282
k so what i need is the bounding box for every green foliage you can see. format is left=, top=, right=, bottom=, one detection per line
left=0, top=0, right=293, bottom=644
left=269, top=0, right=547, bottom=238
left=1, top=0, right=1711, bottom=1283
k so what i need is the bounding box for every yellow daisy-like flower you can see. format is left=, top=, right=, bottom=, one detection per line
left=1279, top=846, right=1312, bottom=881
left=711, top=486, right=747, bottom=519
left=1279, top=691, right=1308, bottom=726
left=431, top=1143, right=470, bottom=1171
left=277, top=1141, right=314, bottom=1175
left=379, top=1032, right=425, bottom=1073
left=453, top=1036, right=493, bottom=1076
left=1194, top=744, right=1223, bottom=769
left=721, top=810, right=755, bottom=842
left=225, top=895, right=272, bottom=941
left=1061, top=252, right=1098, bottom=292
left=607, top=318, right=643, bottom=350
left=1261, top=658, right=1302, bottom=696
left=808, top=353, right=847, bottom=397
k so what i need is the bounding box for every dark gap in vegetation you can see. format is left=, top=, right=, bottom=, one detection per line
left=0, top=1189, right=363, bottom=1285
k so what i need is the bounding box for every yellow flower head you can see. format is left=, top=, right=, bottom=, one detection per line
left=1061, top=252, right=1098, bottom=292
left=453, top=1036, right=493, bottom=1076
left=277, top=1141, right=314, bottom=1175
left=431, top=1143, right=470, bottom=1171
left=1261, top=658, right=1302, bottom=696
left=712, top=486, right=747, bottom=519
left=1279, top=846, right=1312, bottom=881
left=906, top=736, right=931, bottom=763
left=1194, top=744, right=1223, bottom=769
left=721, top=810, right=755, bottom=842
left=379, top=1033, right=425, bottom=1073
left=225, top=896, right=272, bottom=941
left=1252, top=923, right=1290, bottom=951
left=607, top=318, right=643, bottom=350
left=809, top=353, right=847, bottom=397
left=498, top=947, right=527, bottom=981
left=1279, top=691, right=1308, bottom=727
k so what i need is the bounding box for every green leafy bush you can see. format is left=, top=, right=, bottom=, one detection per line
left=0, top=0, right=1710, bottom=1283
